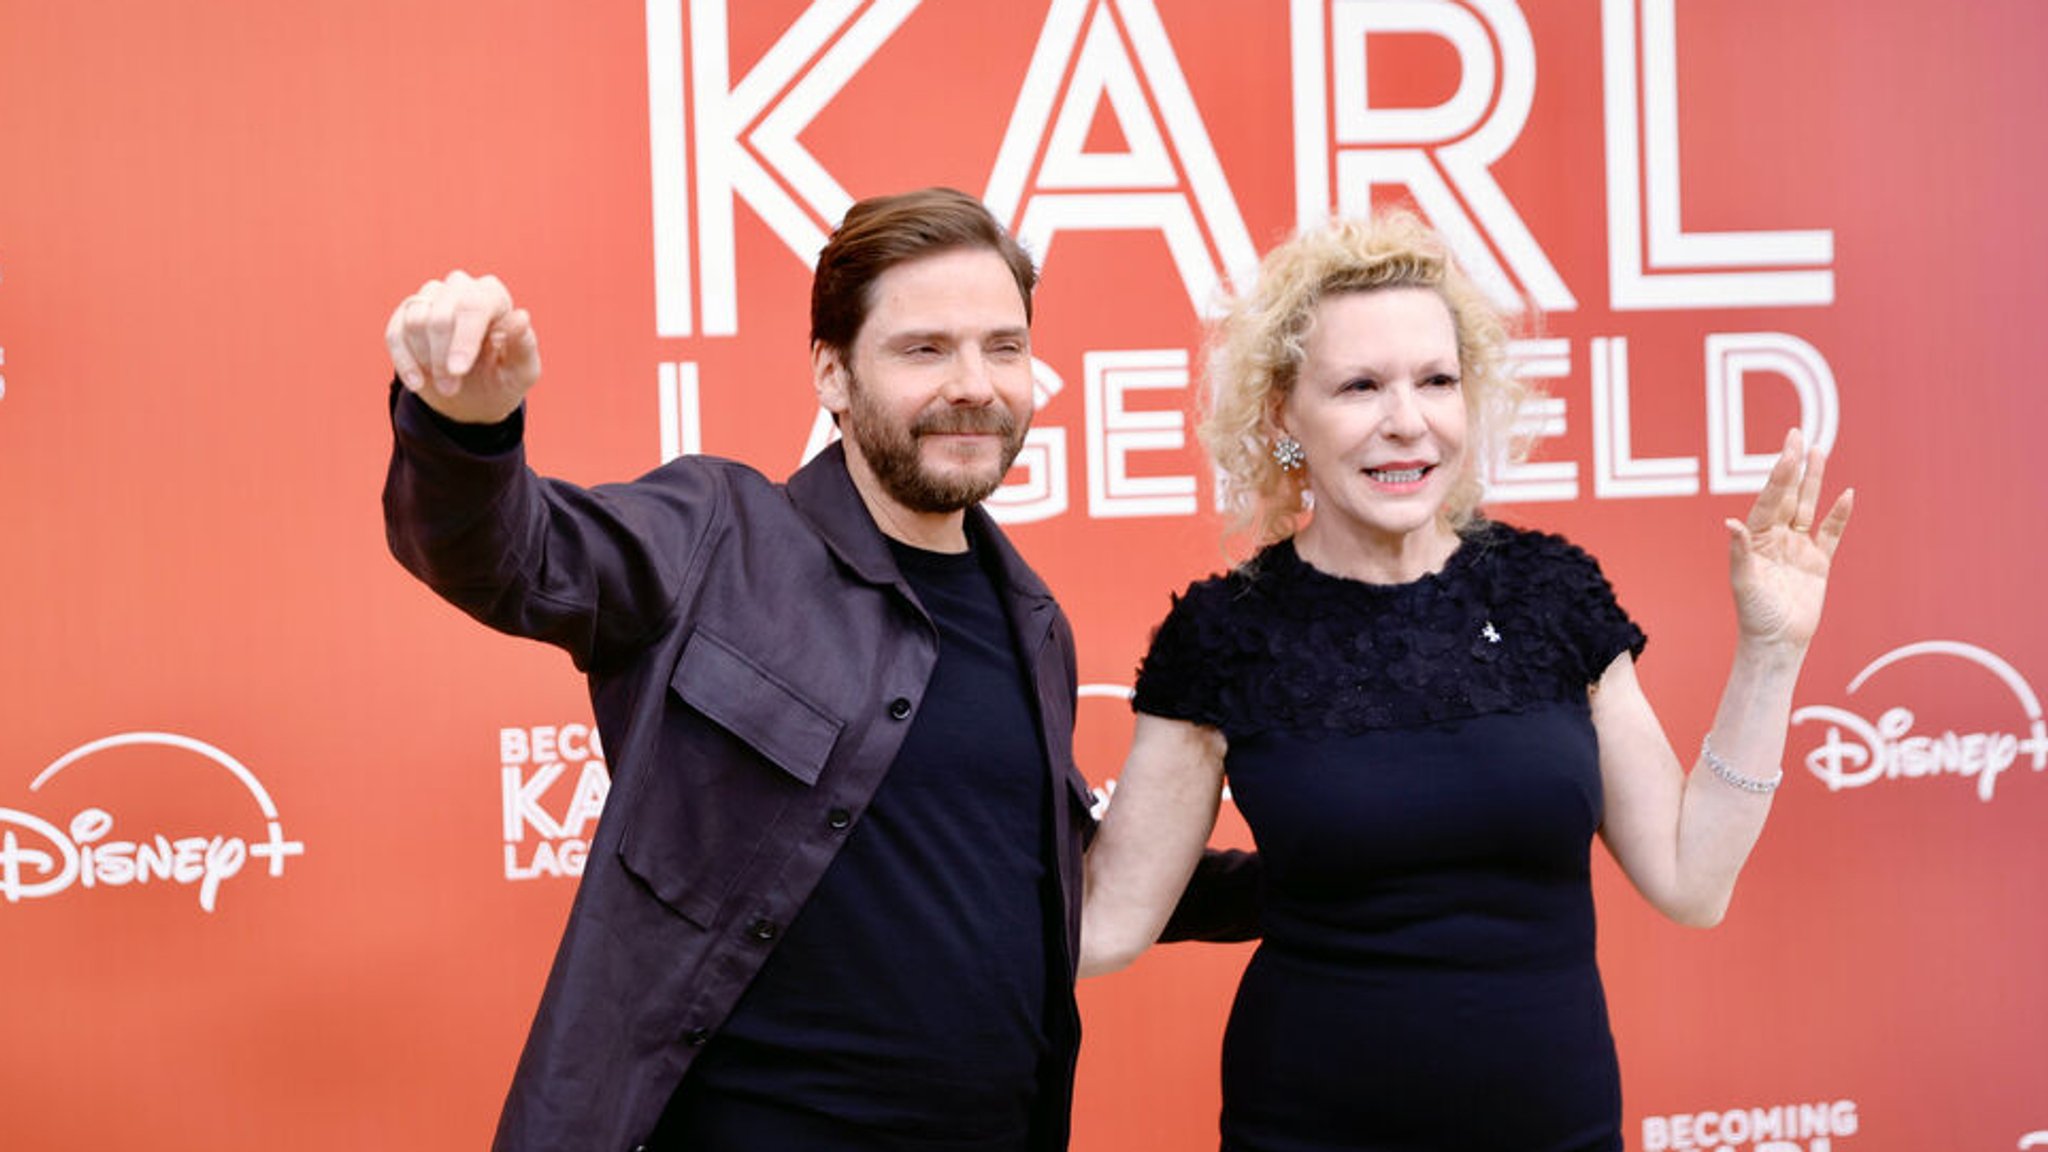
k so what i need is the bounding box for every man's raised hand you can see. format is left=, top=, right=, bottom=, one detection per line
left=385, top=271, right=542, bottom=425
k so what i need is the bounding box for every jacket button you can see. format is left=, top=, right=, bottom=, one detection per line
left=748, top=918, right=779, bottom=941
left=826, top=807, right=853, bottom=830
left=685, top=1027, right=711, bottom=1046
left=888, top=697, right=913, bottom=719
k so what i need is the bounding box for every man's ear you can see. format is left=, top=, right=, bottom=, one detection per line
left=812, top=341, right=850, bottom=416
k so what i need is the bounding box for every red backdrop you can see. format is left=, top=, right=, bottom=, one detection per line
left=3, top=2, right=2044, bottom=1149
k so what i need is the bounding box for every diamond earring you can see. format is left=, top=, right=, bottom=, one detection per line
left=1271, top=435, right=1306, bottom=472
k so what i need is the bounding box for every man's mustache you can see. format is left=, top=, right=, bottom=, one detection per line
left=913, top=408, right=1019, bottom=438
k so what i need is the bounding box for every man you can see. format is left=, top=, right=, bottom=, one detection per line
left=383, top=188, right=1251, bottom=1152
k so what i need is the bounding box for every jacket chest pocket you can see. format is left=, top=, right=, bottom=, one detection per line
left=616, top=628, right=845, bottom=927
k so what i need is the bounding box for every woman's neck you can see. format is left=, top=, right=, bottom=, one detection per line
left=1293, top=519, right=1461, bottom=585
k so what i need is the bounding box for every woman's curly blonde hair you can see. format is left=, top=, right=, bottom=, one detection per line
left=1201, top=211, right=1527, bottom=549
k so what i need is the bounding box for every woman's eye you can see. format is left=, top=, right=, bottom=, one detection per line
left=1428, top=374, right=1461, bottom=388
left=1342, top=377, right=1378, bottom=393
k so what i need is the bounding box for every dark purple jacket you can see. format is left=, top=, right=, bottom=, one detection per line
left=385, top=390, right=1106, bottom=1151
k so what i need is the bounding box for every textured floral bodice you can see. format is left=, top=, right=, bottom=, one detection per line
left=1133, top=522, right=1645, bottom=738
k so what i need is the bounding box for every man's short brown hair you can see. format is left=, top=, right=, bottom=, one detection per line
left=810, top=188, right=1038, bottom=360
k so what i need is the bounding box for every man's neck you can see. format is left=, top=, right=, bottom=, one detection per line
left=845, top=465, right=971, bottom=554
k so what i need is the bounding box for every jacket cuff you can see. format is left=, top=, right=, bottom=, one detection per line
left=388, top=378, right=525, bottom=456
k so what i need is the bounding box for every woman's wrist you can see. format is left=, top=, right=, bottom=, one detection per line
left=1731, top=633, right=1809, bottom=675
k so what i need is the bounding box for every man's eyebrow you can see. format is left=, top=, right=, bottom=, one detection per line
left=883, top=325, right=1031, bottom=343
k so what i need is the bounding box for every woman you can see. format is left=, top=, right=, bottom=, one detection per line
left=1079, top=213, right=1853, bottom=1151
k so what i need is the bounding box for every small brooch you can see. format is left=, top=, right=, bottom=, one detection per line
left=1471, top=620, right=1502, bottom=663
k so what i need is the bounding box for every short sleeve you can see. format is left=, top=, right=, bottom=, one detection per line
left=1131, top=582, right=1234, bottom=728
left=1546, top=537, right=1646, bottom=681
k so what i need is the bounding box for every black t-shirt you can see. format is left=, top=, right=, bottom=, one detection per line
left=657, top=534, right=1055, bottom=1151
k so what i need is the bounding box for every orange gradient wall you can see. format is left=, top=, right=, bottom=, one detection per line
left=3, top=3, right=2044, bottom=1149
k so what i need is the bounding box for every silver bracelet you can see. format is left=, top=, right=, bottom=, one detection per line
left=1701, top=736, right=1783, bottom=794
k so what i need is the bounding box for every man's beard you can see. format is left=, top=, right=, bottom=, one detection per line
left=843, top=370, right=1028, bottom=513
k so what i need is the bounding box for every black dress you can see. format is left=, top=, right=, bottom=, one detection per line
left=1133, top=523, right=1646, bottom=1152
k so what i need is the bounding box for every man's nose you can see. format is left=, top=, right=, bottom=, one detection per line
left=941, top=347, right=997, bottom=403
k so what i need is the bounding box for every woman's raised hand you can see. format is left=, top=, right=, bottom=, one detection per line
left=1725, top=427, right=1854, bottom=650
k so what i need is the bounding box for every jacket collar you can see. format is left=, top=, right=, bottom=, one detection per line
left=786, top=441, right=1054, bottom=607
